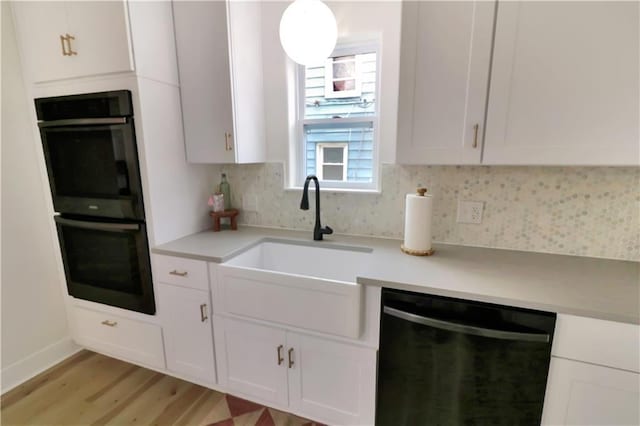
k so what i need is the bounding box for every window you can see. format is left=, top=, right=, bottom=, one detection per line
left=324, top=55, right=362, bottom=98
left=296, top=45, right=379, bottom=190
left=316, top=143, right=348, bottom=181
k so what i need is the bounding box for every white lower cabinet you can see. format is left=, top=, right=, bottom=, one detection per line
left=214, top=316, right=288, bottom=406
left=214, top=316, right=376, bottom=425
left=542, top=357, right=640, bottom=425
left=541, top=314, right=640, bottom=425
left=71, top=305, right=165, bottom=370
left=287, top=332, right=377, bottom=426
left=158, top=283, right=216, bottom=385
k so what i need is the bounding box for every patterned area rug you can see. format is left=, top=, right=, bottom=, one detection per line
left=205, top=394, right=325, bottom=426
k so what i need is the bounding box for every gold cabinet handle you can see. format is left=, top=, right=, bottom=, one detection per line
left=101, top=320, right=117, bottom=327
left=65, top=33, right=77, bottom=56
left=277, top=345, right=284, bottom=366
left=224, top=132, right=233, bottom=151
left=472, top=123, right=479, bottom=148
left=60, top=35, right=68, bottom=56
left=169, top=270, right=188, bottom=277
left=60, top=34, right=77, bottom=56
left=288, top=348, right=294, bottom=368
left=199, top=304, right=208, bottom=322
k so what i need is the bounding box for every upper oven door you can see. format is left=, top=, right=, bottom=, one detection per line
left=55, top=216, right=155, bottom=315
left=39, top=118, right=145, bottom=220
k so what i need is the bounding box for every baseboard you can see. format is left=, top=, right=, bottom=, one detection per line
left=1, top=337, right=81, bottom=394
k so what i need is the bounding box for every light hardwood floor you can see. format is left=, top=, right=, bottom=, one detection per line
left=1, top=350, right=318, bottom=426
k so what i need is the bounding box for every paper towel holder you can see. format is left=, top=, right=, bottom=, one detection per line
left=401, top=186, right=435, bottom=256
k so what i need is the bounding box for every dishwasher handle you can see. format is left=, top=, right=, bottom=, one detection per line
left=383, top=306, right=550, bottom=343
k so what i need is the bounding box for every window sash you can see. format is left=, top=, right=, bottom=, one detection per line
left=316, top=143, right=348, bottom=181
left=324, top=55, right=363, bottom=99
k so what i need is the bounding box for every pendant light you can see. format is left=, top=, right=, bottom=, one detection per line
left=279, top=0, right=338, bottom=66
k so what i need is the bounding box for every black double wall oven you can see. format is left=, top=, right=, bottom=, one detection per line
left=36, top=90, right=155, bottom=314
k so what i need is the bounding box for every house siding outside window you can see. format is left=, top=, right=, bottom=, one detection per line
left=301, top=50, right=378, bottom=188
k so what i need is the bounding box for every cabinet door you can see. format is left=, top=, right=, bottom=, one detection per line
left=214, top=317, right=288, bottom=407
left=226, top=0, right=267, bottom=164
left=542, top=357, right=640, bottom=425
left=11, top=2, right=70, bottom=83
left=484, top=1, right=639, bottom=165
left=287, top=333, right=377, bottom=426
left=173, top=0, right=234, bottom=164
left=396, top=1, right=494, bottom=164
left=64, top=1, right=134, bottom=78
left=11, top=1, right=133, bottom=83
left=158, top=284, right=216, bottom=385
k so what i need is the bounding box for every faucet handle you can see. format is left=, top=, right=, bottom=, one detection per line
left=323, top=225, right=333, bottom=235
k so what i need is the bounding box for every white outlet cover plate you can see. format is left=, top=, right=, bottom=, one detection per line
left=457, top=200, right=484, bottom=224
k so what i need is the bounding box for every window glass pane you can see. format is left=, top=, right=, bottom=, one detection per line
left=322, top=165, right=344, bottom=181
left=333, top=61, right=355, bottom=79
left=323, top=147, right=344, bottom=163
left=304, top=52, right=377, bottom=119
left=304, top=122, right=373, bottom=183
left=333, top=79, right=356, bottom=92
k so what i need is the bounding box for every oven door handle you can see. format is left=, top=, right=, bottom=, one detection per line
left=38, top=117, right=128, bottom=127
left=383, top=306, right=550, bottom=343
left=54, top=216, right=140, bottom=231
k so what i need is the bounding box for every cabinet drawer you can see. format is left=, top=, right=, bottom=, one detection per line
left=552, top=314, right=640, bottom=372
left=71, top=306, right=165, bottom=369
left=152, top=254, right=208, bottom=290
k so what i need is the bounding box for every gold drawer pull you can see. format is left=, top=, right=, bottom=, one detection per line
left=199, top=304, right=208, bottom=322
left=169, top=270, right=188, bottom=277
left=60, top=34, right=77, bottom=56
left=288, top=348, right=294, bottom=368
left=224, top=132, right=233, bottom=151
left=472, top=123, right=479, bottom=148
left=277, top=345, right=284, bottom=365
left=101, top=320, right=117, bottom=327
left=65, top=33, right=77, bottom=56
left=60, top=34, right=67, bottom=56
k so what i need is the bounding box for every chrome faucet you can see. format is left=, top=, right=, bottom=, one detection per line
left=300, top=175, right=333, bottom=241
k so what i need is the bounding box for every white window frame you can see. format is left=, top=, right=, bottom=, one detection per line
left=316, top=143, right=349, bottom=181
left=294, top=41, right=381, bottom=191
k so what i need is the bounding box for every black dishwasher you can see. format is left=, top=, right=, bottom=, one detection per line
left=376, top=289, right=556, bottom=426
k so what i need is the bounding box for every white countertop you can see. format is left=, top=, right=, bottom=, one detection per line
left=152, top=226, right=640, bottom=325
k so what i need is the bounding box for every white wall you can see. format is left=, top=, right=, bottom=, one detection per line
left=261, top=1, right=402, bottom=168
left=1, top=2, right=78, bottom=393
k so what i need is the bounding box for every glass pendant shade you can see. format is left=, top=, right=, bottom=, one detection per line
left=279, top=0, right=338, bottom=66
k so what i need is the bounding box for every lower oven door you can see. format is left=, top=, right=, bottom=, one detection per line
left=55, top=216, right=155, bottom=315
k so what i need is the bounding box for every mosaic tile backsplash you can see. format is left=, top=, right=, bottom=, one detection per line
left=213, top=163, right=639, bottom=261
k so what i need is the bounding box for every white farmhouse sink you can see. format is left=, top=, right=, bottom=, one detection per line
left=225, top=239, right=372, bottom=282
left=216, top=239, right=372, bottom=338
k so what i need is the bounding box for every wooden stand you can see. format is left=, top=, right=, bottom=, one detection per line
left=210, top=209, right=239, bottom=232
left=401, top=244, right=435, bottom=256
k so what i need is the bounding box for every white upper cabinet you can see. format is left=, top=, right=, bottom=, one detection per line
left=11, top=1, right=134, bottom=84
left=396, top=1, right=495, bottom=164
left=484, top=1, right=640, bottom=165
left=173, top=0, right=266, bottom=164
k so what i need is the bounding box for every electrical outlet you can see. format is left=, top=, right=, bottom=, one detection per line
left=242, top=194, right=258, bottom=212
left=457, top=200, right=484, bottom=224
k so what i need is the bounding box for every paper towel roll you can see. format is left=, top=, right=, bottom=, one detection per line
left=402, top=188, right=433, bottom=255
